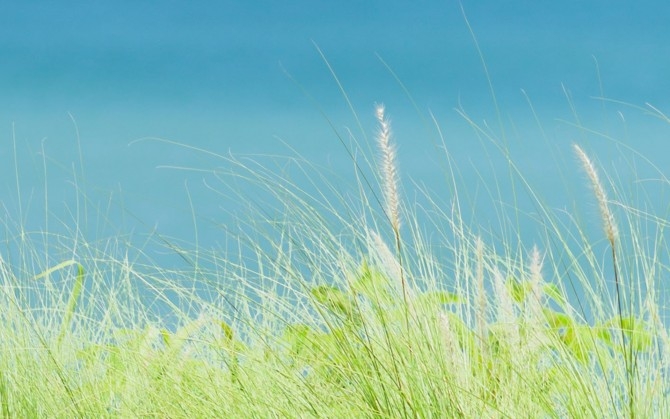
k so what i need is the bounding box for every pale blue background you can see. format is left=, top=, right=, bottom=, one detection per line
left=1, top=1, right=670, bottom=291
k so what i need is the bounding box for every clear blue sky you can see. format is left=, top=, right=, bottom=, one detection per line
left=2, top=1, right=670, bottom=256
left=2, top=1, right=669, bottom=113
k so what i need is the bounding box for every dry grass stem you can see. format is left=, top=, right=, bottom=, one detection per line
left=493, top=268, right=519, bottom=349
left=368, top=229, right=403, bottom=292
left=475, top=237, right=487, bottom=348
left=574, top=144, right=635, bottom=413
left=527, top=245, right=544, bottom=320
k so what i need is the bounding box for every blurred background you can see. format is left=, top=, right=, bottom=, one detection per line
left=1, top=1, right=669, bottom=277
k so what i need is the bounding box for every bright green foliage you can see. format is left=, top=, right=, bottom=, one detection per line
left=2, top=98, right=670, bottom=418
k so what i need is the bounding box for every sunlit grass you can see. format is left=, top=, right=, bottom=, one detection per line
left=1, top=97, right=670, bottom=417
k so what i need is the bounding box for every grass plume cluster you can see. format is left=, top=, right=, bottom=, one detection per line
left=1, top=99, right=670, bottom=418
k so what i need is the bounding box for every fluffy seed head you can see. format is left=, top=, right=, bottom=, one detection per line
left=573, top=144, right=618, bottom=246
left=375, top=104, right=401, bottom=233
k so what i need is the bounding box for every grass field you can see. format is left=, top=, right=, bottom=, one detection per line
left=2, top=92, right=670, bottom=417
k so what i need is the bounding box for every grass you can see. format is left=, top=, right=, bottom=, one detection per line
left=2, top=86, right=670, bottom=417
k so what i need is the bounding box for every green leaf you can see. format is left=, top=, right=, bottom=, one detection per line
left=220, top=321, right=234, bottom=342
left=599, top=316, right=653, bottom=352
left=506, top=277, right=530, bottom=304
left=561, top=325, right=596, bottom=363
left=57, top=263, right=85, bottom=347
left=417, top=291, right=461, bottom=307
left=282, top=324, right=329, bottom=366
left=544, top=310, right=572, bottom=330
left=33, top=260, right=86, bottom=347
left=160, top=329, right=171, bottom=346
left=350, top=261, right=393, bottom=303
left=543, top=284, right=567, bottom=307
left=310, top=285, right=355, bottom=320
left=595, top=324, right=613, bottom=346
left=33, top=259, right=79, bottom=281
left=441, top=312, right=476, bottom=352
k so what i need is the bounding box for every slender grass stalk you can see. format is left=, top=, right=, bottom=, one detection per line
left=475, top=236, right=487, bottom=357
left=33, top=260, right=86, bottom=348
left=573, top=143, right=634, bottom=417
left=527, top=245, right=544, bottom=321
left=3, top=82, right=670, bottom=416
left=373, top=104, right=414, bottom=415
left=374, top=104, right=407, bottom=305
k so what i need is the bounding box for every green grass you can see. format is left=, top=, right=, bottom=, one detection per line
left=2, top=96, right=670, bottom=417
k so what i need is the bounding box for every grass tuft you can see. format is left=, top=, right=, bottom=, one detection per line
left=1, top=98, right=668, bottom=417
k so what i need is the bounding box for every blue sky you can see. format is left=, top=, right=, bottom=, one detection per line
left=3, top=1, right=669, bottom=114
left=2, top=1, right=670, bottom=259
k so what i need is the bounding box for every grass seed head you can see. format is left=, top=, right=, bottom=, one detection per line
left=573, top=144, right=618, bottom=246
left=375, top=104, right=401, bottom=234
